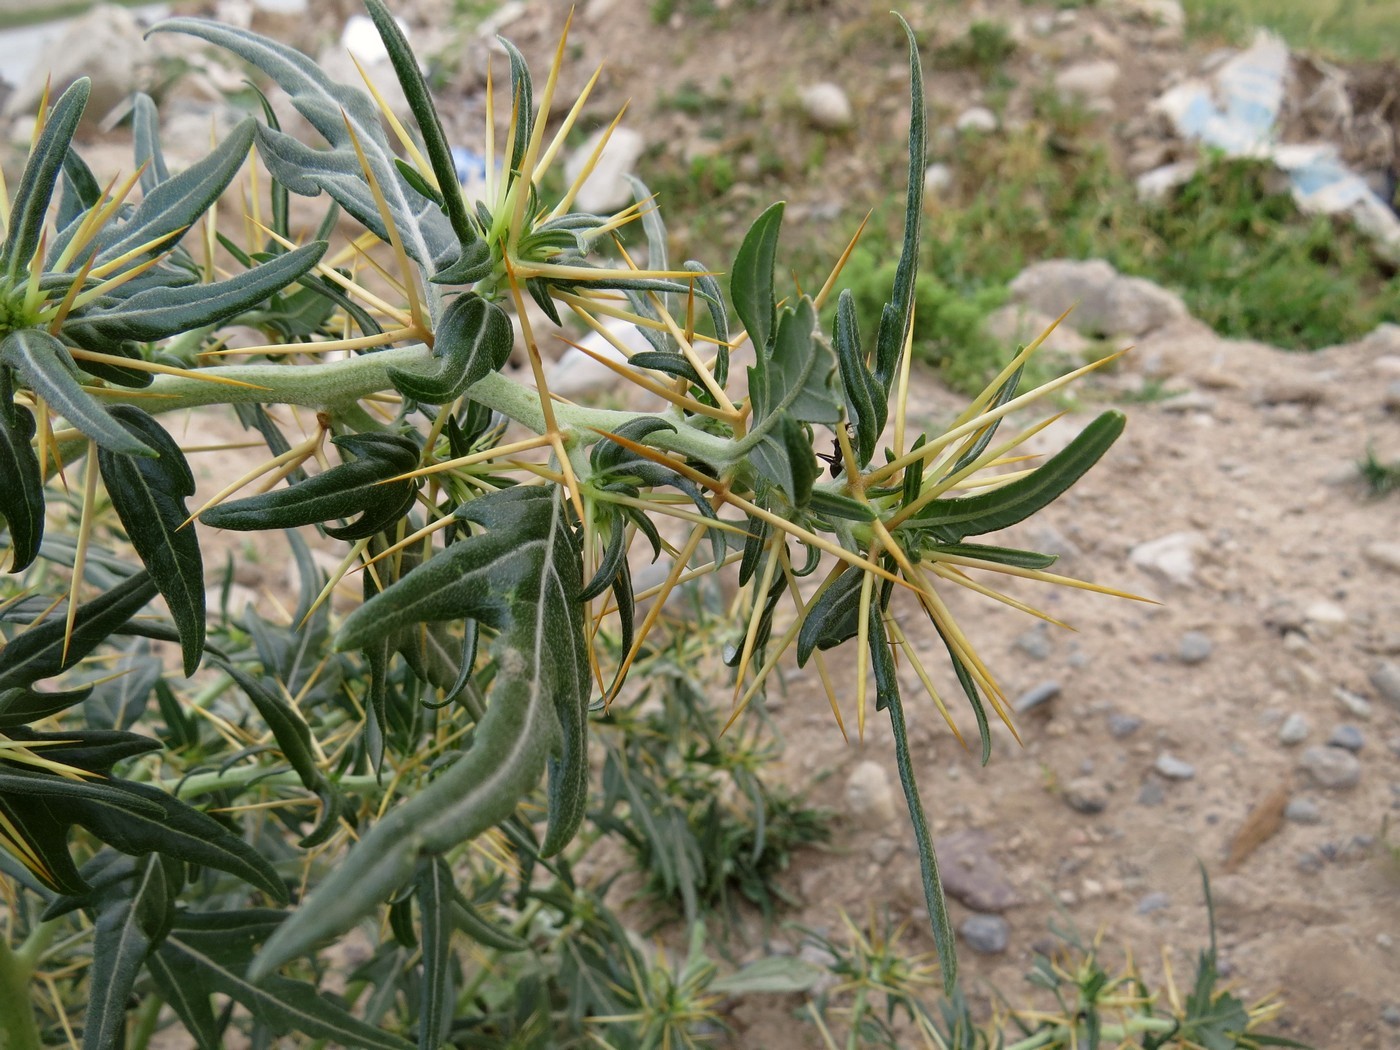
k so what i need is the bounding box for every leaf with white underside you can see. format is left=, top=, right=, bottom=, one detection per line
left=249, top=487, right=587, bottom=980
left=152, top=18, right=458, bottom=274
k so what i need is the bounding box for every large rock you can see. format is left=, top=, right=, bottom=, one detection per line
left=542, top=315, right=651, bottom=399
left=799, top=82, right=852, bottom=131
left=1009, top=260, right=1188, bottom=339
left=564, top=126, right=646, bottom=215
left=1053, top=60, right=1120, bottom=107
left=933, top=830, right=1018, bottom=912
left=4, top=5, right=150, bottom=126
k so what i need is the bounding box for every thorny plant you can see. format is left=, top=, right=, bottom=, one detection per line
left=803, top=871, right=1307, bottom=1049
left=0, top=1, right=1178, bottom=1045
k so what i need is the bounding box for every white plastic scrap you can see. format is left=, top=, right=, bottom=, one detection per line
left=1146, top=30, right=1400, bottom=261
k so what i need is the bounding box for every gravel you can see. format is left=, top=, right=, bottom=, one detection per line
left=1063, top=776, right=1110, bottom=815
left=1327, top=724, right=1365, bottom=753
left=1284, top=797, right=1323, bottom=824
left=1154, top=752, right=1196, bottom=780
left=1299, top=745, right=1361, bottom=790
left=1278, top=712, right=1311, bottom=745
left=1178, top=630, right=1213, bottom=664
left=960, top=913, right=1010, bottom=954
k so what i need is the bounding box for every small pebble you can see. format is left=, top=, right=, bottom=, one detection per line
left=960, top=913, right=1010, bottom=954
left=1370, top=660, right=1400, bottom=708
left=1013, top=680, right=1061, bottom=714
left=1063, top=776, right=1109, bottom=815
left=1154, top=752, right=1196, bottom=780
left=845, top=761, right=898, bottom=825
left=1178, top=631, right=1212, bottom=664
left=1138, top=779, right=1166, bottom=807
left=1014, top=625, right=1053, bottom=660
left=1136, top=891, right=1170, bottom=914
left=1278, top=712, right=1310, bottom=746
left=1327, top=724, right=1365, bottom=753
left=1300, top=745, right=1361, bottom=790
left=1296, top=850, right=1323, bottom=875
left=1284, top=797, right=1322, bottom=824
left=1382, top=1005, right=1400, bottom=1028
left=1108, top=713, right=1143, bottom=739
left=1335, top=687, right=1372, bottom=720
left=1363, top=541, right=1400, bottom=574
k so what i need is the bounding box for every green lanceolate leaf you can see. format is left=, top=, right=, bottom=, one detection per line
left=87, top=118, right=257, bottom=268
left=867, top=607, right=956, bottom=994
left=64, top=241, right=327, bottom=344
left=899, top=411, right=1125, bottom=542
left=0, top=329, right=154, bottom=456
left=153, top=18, right=455, bottom=273
left=388, top=293, right=512, bottom=404
left=0, top=570, right=158, bottom=692
left=218, top=662, right=344, bottom=848
left=943, top=366, right=1023, bottom=480
left=131, top=93, right=171, bottom=194
left=924, top=543, right=1057, bottom=569
left=146, top=949, right=221, bottom=1050
left=873, top=15, right=926, bottom=393
left=748, top=411, right=819, bottom=508
left=253, top=488, right=587, bottom=980
left=158, top=931, right=414, bottom=1050
left=500, top=38, right=534, bottom=184
left=67, top=777, right=286, bottom=901
left=796, top=566, right=865, bottom=665
left=731, top=202, right=784, bottom=355
left=201, top=431, right=419, bottom=539
left=833, top=288, right=882, bottom=468
left=97, top=408, right=205, bottom=675
left=415, top=857, right=453, bottom=1050
left=0, top=685, right=90, bottom=727
left=364, top=0, right=490, bottom=284
left=82, top=853, right=176, bottom=1050
left=0, top=397, right=43, bottom=572
left=1, top=78, right=89, bottom=278
left=743, top=298, right=839, bottom=504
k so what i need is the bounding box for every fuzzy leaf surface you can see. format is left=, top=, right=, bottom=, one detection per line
left=97, top=408, right=204, bottom=675
left=251, top=488, right=586, bottom=979
left=200, top=431, right=419, bottom=539
left=388, top=293, right=512, bottom=404
left=0, top=399, right=43, bottom=572
left=153, top=18, right=457, bottom=273
left=0, top=330, right=153, bottom=456
left=1, top=78, right=89, bottom=277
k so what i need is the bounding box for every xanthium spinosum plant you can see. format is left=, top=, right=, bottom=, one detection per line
left=0, top=3, right=1156, bottom=1046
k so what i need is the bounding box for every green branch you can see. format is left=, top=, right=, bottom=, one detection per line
left=0, top=935, right=41, bottom=1050
left=104, top=345, right=738, bottom=466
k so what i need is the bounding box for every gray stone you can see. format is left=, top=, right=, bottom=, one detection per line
left=1136, top=891, right=1170, bottom=914
left=1138, top=778, right=1166, bottom=807
left=1054, top=60, right=1121, bottom=104
left=1013, top=680, right=1061, bottom=714
left=564, top=126, right=646, bottom=214
left=955, top=107, right=998, bottom=134
left=1278, top=712, right=1311, bottom=746
left=1128, top=531, right=1206, bottom=587
left=1108, top=713, right=1143, bottom=739
left=1335, top=687, right=1373, bottom=720
left=1362, top=542, right=1400, bottom=574
left=845, top=760, right=897, bottom=825
left=1284, top=797, right=1322, bottom=824
left=1014, top=625, right=1053, bottom=660
left=1296, top=850, right=1323, bottom=875
left=1063, top=776, right=1109, bottom=815
left=4, top=4, right=149, bottom=125
left=1382, top=1005, right=1400, bottom=1027
left=1009, top=259, right=1187, bottom=338
left=1178, top=631, right=1213, bottom=664
left=983, top=305, right=1091, bottom=357
left=959, top=913, right=1010, bottom=954
left=1327, top=724, right=1365, bottom=753
left=1154, top=752, right=1195, bottom=780
left=1300, top=745, right=1361, bottom=790
left=799, top=82, right=853, bottom=131
left=1370, top=660, right=1400, bottom=708
left=934, top=830, right=1018, bottom=912
left=923, top=163, right=954, bottom=196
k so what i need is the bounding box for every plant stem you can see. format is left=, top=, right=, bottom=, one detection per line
left=164, top=765, right=383, bottom=800
left=1002, top=1015, right=1177, bottom=1050
left=129, top=993, right=164, bottom=1050
left=105, top=345, right=738, bottom=466
left=0, top=934, right=42, bottom=1050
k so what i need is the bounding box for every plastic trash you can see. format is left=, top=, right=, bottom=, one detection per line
left=1146, top=30, right=1400, bottom=262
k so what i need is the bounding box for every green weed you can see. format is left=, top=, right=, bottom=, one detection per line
left=1181, top=0, right=1400, bottom=59
left=1358, top=444, right=1400, bottom=495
